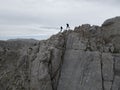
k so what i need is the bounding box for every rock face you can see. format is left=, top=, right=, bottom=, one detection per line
left=0, top=16, right=120, bottom=90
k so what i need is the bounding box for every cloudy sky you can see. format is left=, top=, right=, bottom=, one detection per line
left=0, top=0, right=120, bottom=40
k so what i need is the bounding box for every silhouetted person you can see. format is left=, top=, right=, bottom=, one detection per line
left=60, top=26, right=63, bottom=32
left=66, top=23, right=70, bottom=30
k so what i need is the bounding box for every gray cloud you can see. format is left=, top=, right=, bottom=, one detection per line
left=0, top=0, right=120, bottom=40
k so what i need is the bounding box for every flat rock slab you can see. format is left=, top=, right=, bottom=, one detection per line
left=57, top=50, right=102, bottom=90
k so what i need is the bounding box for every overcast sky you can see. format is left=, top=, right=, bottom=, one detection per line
left=0, top=0, right=120, bottom=40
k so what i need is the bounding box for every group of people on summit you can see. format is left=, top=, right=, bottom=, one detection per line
left=60, top=23, right=70, bottom=32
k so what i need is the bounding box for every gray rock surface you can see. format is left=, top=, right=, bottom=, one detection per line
left=57, top=51, right=102, bottom=90
left=0, top=16, right=120, bottom=90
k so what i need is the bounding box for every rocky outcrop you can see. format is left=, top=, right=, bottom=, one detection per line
left=0, top=16, right=120, bottom=90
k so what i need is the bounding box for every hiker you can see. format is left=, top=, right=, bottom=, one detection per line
left=66, top=23, right=70, bottom=30
left=60, top=26, right=63, bottom=32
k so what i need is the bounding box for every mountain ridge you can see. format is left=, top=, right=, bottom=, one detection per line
left=0, top=16, right=120, bottom=90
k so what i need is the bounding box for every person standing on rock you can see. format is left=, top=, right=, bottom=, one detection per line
left=60, top=26, right=63, bottom=32
left=66, top=23, right=70, bottom=30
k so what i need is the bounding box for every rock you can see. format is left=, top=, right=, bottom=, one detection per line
left=1, top=16, right=120, bottom=90
left=104, top=81, right=112, bottom=90
left=114, top=54, right=120, bottom=76
left=102, top=53, right=114, bottom=81
left=57, top=51, right=102, bottom=90
left=102, top=16, right=120, bottom=52
left=112, top=76, right=120, bottom=90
